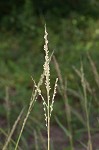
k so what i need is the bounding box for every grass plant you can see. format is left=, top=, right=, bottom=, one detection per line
left=2, top=109, right=24, bottom=150
left=14, top=25, right=58, bottom=150
left=32, top=25, right=58, bottom=150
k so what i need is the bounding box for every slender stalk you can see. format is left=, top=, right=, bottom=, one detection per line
left=48, top=108, right=50, bottom=150
left=53, top=56, right=74, bottom=150
left=47, top=88, right=50, bottom=150
left=81, top=64, right=92, bottom=150
left=63, top=82, right=74, bottom=150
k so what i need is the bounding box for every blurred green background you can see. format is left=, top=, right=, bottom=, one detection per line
left=0, top=0, right=99, bottom=149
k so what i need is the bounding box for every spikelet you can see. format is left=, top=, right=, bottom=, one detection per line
left=50, top=78, right=58, bottom=117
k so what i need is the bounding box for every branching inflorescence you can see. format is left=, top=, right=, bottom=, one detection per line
left=33, top=25, right=58, bottom=150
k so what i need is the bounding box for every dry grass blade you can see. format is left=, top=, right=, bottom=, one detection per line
left=0, top=128, right=21, bottom=149
left=81, top=63, right=93, bottom=150
left=14, top=73, right=44, bottom=150
left=2, top=108, right=24, bottom=150
left=53, top=56, right=74, bottom=150
left=73, top=66, right=92, bottom=94
left=55, top=117, right=71, bottom=138
left=53, top=56, right=63, bottom=89
left=67, top=88, right=84, bottom=101
left=87, top=53, right=99, bottom=88
left=34, top=130, right=39, bottom=150
left=73, top=65, right=99, bottom=106
left=70, top=107, right=86, bottom=126
left=5, top=86, right=10, bottom=134
left=78, top=140, right=87, bottom=149
left=38, top=129, right=47, bottom=150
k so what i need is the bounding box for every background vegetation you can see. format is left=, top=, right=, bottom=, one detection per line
left=0, top=0, right=99, bottom=149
